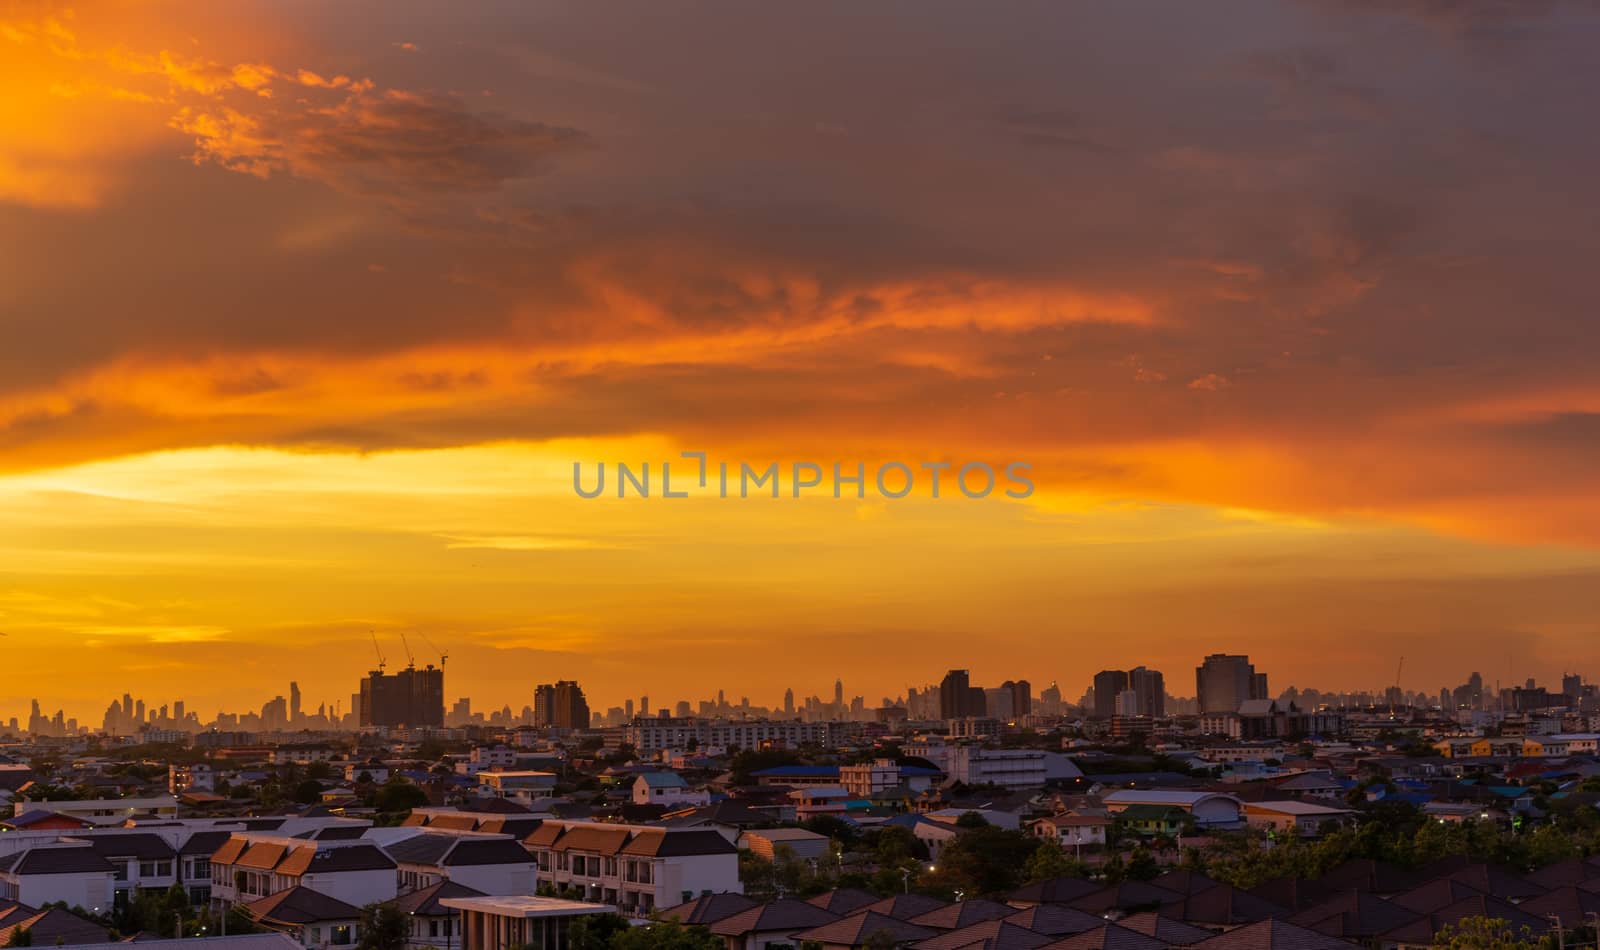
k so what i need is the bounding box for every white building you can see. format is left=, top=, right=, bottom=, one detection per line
left=1101, top=790, right=1245, bottom=828
left=946, top=748, right=1081, bottom=790
left=632, top=773, right=709, bottom=808
left=524, top=821, right=741, bottom=917
left=384, top=831, right=537, bottom=895
left=209, top=835, right=397, bottom=912
left=625, top=718, right=841, bottom=756
left=1243, top=801, right=1356, bottom=837
left=1028, top=814, right=1111, bottom=849
left=0, top=844, right=114, bottom=912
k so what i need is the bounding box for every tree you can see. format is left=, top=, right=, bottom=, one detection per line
left=1023, top=844, right=1086, bottom=884
left=924, top=826, right=1040, bottom=897
left=5, top=926, right=32, bottom=947
left=294, top=779, right=325, bottom=805
left=564, top=913, right=630, bottom=950
left=355, top=904, right=408, bottom=950
left=373, top=777, right=429, bottom=813
left=1126, top=847, right=1159, bottom=882
left=610, top=919, right=722, bottom=950
left=1432, top=916, right=1555, bottom=950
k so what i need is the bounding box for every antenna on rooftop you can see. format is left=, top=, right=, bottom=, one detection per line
left=370, top=631, right=386, bottom=673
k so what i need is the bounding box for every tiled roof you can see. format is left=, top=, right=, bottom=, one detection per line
left=710, top=899, right=841, bottom=936
left=392, top=879, right=485, bottom=917
left=1008, top=877, right=1103, bottom=906
left=621, top=828, right=737, bottom=857
left=795, top=911, right=938, bottom=947
left=851, top=894, right=950, bottom=921
left=235, top=843, right=288, bottom=870
left=1114, top=912, right=1214, bottom=945
left=657, top=892, right=759, bottom=925
left=181, top=830, right=234, bottom=856
left=0, top=846, right=115, bottom=875
left=1002, top=906, right=1107, bottom=938
left=909, top=899, right=1016, bottom=931
left=245, top=886, right=362, bottom=925
left=912, top=919, right=1052, bottom=950
left=276, top=843, right=395, bottom=876
left=805, top=888, right=880, bottom=915
left=1186, top=919, right=1354, bottom=950
left=1068, top=882, right=1182, bottom=914
left=81, top=833, right=176, bottom=861
left=383, top=833, right=456, bottom=866
left=0, top=907, right=108, bottom=947
left=1040, top=922, right=1165, bottom=950
left=552, top=826, right=631, bottom=855
left=1287, top=889, right=1420, bottom=938
left=442, top=837, right=536, bottom=867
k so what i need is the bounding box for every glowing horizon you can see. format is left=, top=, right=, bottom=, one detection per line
left=4, top=1, right=1599, bottom=722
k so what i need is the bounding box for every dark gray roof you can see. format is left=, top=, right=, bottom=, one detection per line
left=245, top=886, right=362, bottom=925
left=710, top=899, right=841, bottom=936
left=392, top=879, right=485, bottom=917
left=442, top=838, right=535, bottom=867
left=658, top=893, right=760, bottom=925
left=384, top=833, right=457, bottom=866
left=83, top=833, right=176, bottom=861
left=0, top=847, right=115, bottom=875
left=180, top=830, right=234, bottom=856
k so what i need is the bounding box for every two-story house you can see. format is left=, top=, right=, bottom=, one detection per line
left=209, top=836, right=397, bottom=913
left=384, top=832, right=537, bottom=895
left=523, top=821, right=739, bottom=917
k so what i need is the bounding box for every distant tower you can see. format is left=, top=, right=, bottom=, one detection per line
left=289, top=681, right=302, bottom=724
left=784, top=688, right=795, bottom=715
left=834, top=678, right=844, bottom=708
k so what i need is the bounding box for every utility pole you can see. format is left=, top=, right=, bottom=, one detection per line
left=1549, top=915, right=1566, bottom=950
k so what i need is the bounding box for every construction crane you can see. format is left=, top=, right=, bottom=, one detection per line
left=1391, top=656, right=1405, bottom=718
left=370, top=631, right=386, bottom=673
left=423, top=635, right=448, bottom=668
left=400, top=632, right=416, bottom=669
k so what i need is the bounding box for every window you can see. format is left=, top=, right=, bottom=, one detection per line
left=140, top=860, right=173, bottom=878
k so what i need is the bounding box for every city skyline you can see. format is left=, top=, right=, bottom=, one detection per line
left=3, top=654, right=1590, bottom=738
left=5, top=2, right=1600, bottom=704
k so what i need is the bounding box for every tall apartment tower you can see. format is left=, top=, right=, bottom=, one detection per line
left=1128, top=667, right=1165, bottom=719
left=1195, top=654, right=1266, bottom=714
left=1092, top=669, right=1130, bottom=719
left=534, top=680, right=590, bottom=730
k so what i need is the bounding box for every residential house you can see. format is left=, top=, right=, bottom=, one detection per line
left=632, top=773, right=710, bottom=808
left=523, top=821, right=740, bottom=917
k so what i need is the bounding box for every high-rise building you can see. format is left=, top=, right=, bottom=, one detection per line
left=1001, top=680, right=1032, bottom=719
left=1196, top=654, right=1266, bottom=714
left=1563, top=673, right=1583, bottom=702
left=934, top=670, right=987, bottom=719
left=359, top=664, right=445, bottom=728
left=534, top=680, right=590, bottom=730
left=1092, top=670, right=1130, bottom=719
left=1129, top=667, right=1165, bottom=719
left=289, top=681, right=302, bottom=724
left=784, top=688, right=795, bottom=716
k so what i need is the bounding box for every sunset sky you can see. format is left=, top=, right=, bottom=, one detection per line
left=4, top=1, right=1600, bottom=722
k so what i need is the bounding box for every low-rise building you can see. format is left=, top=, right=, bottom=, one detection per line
left=632, top=773, right=709, bottom=808
left=523, top=821, right=740, bottom=917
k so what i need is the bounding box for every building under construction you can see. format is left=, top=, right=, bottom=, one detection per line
left=359, top=664, right=445, bottom=728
